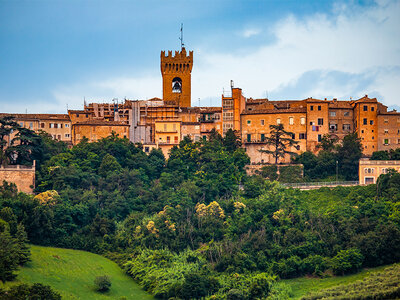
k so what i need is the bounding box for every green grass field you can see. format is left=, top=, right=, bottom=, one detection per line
left=283, top=264, right=389, bottom=299
left=0, top=245, right=154, bottom=300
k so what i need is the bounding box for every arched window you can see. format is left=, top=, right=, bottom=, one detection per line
left=172, top=77, right=182, bottom=93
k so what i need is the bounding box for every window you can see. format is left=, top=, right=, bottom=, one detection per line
left=398, top=139, right=400, bottom=144
left=384, top=129, right=389, bottom=134
left=318, top=134, right=322, bottom=142
left=371, top=106, right=375, bottom=111
left=49, top=123, right=54, bottom=128
left=310, top=105, right=314, bottom=111
left=361, top=130, right=364, bottom=133
left=384, top=119, right=389, bottom=123
left=291, top=133, right=295, bottom=139
left=344, top=111, right=350, bottom=117
left=57, top=135, right=61, bottom=140
left=384, top=139, right=389, bottom=145
left=301, top=117, right=306, bottom=125
left=172, top=77, right=182, bottom=93
left=65, top=124, right=69, bottom=128
left=174, top=136, right=178, bottom=143
left=329, top=123, right=337, bottom=131
left=363, top=118, right=367, bottom=125
left=65, top=134, right=70, bottom=138
left=318, top=118, right=324, bottom=125
left=261, top=119, right=265, bottom=126
left=167, top=136, right=170, bottom=143
left=330, top=111, right=336, bottom=117
left=41, top=123, right=45, bottom=128
left=382, top=168, right=387, bottom=174
left=260, top=134, right=265, bottom=142
left=370, top=120, right=374, bottom=125
left=289, top=117, right=294, bottom=125
left=343, top=124, right=351, bottom=131
left=363, top=105, right=368, bottom=111
left=299, top=133, right=306, bottom=139
left=85, top=114, right=88, bottom=118
left=145, top=147, right=150, bottom=153
left=247, top=134, right=251, bottom=142
left=54, top=123, right=58, bottom=129
left=247, top=120, right=251, bottom=125
left=312, top=126, right=319, bottom=131
left=318, top=106, right=321, bottom=111
left=276, top=118, right=281, bottom=124
left=29, top=122, right=33, bottom=129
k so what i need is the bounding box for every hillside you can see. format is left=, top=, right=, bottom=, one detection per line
left=0, top=245, right=154, bottom=300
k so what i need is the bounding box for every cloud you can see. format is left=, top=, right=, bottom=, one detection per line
left=50, top=0, right=400, bottom=109
left=240, top=28, right=261, bottom=38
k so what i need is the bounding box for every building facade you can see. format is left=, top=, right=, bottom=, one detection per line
left=359, top=158, right=400, bottom=184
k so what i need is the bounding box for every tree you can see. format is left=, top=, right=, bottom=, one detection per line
left=15, top=223, right=31, bottom=265
left=6, top=127, right=43, bottom=166
left=316, top=134, right=339, bottom=152
left=336, top=133, right=362, bottom=180
left=223, top=129, right=242, bottom=152
left=259, top=124, right=298, bottom=164
left=0, top=116, right=19, bottom=165
left=94, top=275, right=111, bottom=292
left=0, top=229, right=19, bottom=282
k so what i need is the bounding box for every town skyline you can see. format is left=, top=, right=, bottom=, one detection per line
left=1, top=0, right=400, bottom=114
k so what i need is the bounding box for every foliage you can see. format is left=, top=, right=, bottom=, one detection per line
left=0, top=283, right=61, bottom=300
left=371, top=148, right=400, bottom=160
left=301, top=264, right=400, bottom=300
left=329, top=248, right=363, bottom=275
left=94, top=275, right=112, bottom=292
left=259, top=124, right=299, bottom=164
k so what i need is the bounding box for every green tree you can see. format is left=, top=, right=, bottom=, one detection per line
left=316, top=134, right=339, bottom=152
left=6, top=127, right=43, bottom=166
left=259, top=124, right=298, bottom=164
left=0, top=229, right=19, bottom=282
left=0, top=283, right=61, bottom=299
left=0, top=116, right=19, bottom=166
left=336, top=133, right=362, bottom=180
left=15, top=223, right=30, bottom=265
left=223, top=129, right=242, bottom=152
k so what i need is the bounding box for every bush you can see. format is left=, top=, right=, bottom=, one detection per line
left=260, top=165, right=278, bottom=181
left=278, top=165, right=303, bottom=183
left=94, top=275, right=111, bottom=292
left=330, top=248, right=363, bottom=275
left=0, top=283, right=61, bottom=299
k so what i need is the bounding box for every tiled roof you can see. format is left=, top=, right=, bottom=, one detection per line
left=0, top=113, right=70, bottom=120
left=242, top=107, right=307, bottom=115
left=73, top=120, right=129, bottom=126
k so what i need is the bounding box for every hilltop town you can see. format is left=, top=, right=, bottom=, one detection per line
left=2, top=47, right=400, bottom=164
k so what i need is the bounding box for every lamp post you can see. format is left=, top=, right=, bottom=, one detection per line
left=336, top=160, right=339, bottom=182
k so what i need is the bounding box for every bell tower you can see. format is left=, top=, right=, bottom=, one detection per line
left=160, top=47, right=193, bottom=107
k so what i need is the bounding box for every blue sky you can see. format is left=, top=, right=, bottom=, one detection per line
left=1, top=0, right=399, bottom=113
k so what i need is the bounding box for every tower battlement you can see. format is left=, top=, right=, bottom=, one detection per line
left=160, top=47, right=193, bottom=107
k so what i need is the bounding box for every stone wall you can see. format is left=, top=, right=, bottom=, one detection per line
left=0, top=164, right=35, bottom=194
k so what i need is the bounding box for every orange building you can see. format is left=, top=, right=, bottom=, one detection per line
left=72, top=120, right=129, bottom=144
left=359, top=158, right=400, bottom=184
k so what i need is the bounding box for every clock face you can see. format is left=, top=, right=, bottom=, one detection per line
left=172, top=77, right=182, bottom=93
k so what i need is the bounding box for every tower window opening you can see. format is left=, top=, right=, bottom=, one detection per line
left=172, top=77, right=182, bottom=93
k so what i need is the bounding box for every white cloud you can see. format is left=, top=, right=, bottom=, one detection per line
left=241, top=28, right=261, bottom=38
left=51, top=0, right=400, bottom=108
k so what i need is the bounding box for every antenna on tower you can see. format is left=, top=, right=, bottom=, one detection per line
left=179, top=23, right=184, bottom=50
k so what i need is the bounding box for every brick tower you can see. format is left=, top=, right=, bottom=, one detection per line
left=160, top=47, right=193, bottom=107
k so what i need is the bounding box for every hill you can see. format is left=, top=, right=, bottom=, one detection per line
left=0, top=245, right=154, bottom=300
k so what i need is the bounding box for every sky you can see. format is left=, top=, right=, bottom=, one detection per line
left=0, top=0, right=399, bottom=113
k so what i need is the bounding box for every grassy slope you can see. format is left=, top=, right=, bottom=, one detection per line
left=0, top=245, right=154, bottom=300
left=283, top=264, right=389, bottom=299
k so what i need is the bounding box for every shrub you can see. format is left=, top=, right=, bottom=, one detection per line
left=94, top=275, right=111, bottom=292
left=0, top=283, right=61, bottom=299
left=260, top=165, right=278, bottom=181
left=330, top=248, right=363, bottom=275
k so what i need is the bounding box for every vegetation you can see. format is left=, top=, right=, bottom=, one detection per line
left=301, top=264, right=400, bottom=299
left=0, top=283, right=61, bottom=300
left=294, top=133, right=362, bottom=181
left=259, top=124, right=299, bottom=164
left=0, top=245, right=154, bottom=300
left=94, top=275, right=112, bottom=292
left=371, top=148, right=400, bottom=160
left=0, top=115, right=399, bottom=299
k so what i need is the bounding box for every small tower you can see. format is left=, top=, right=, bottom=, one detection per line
left=160, top=47, right=193, bottom=107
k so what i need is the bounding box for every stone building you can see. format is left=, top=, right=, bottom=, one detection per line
left=359, top=158, right=400, bottom=184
